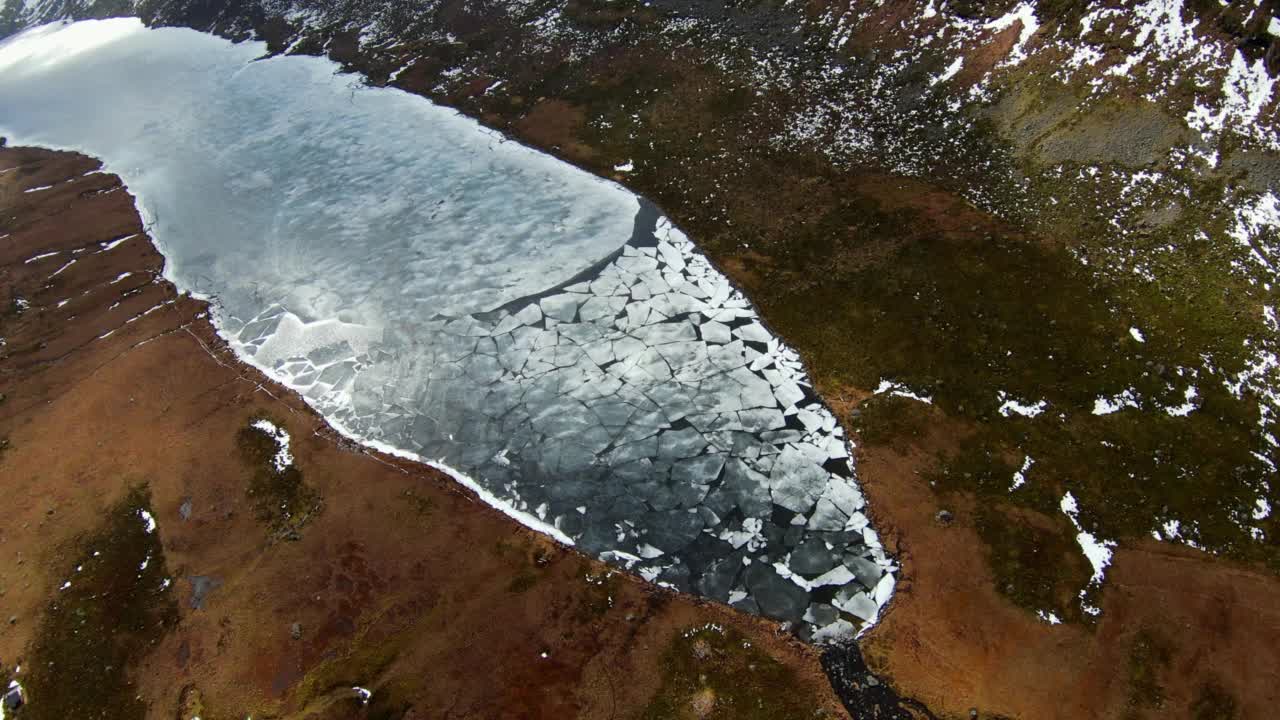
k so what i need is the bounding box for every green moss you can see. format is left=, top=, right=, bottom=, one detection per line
left=176, top=684, right=209, bottom=720
left=507, top=570, right=539, bottom=594
left=851, top=395, right=930, bottom=452
left=236, top=416, right=322, bottom=541
left=291, top=621, right=407, bottom=710
left=573, top=567, right=619, bottom=622
left=358, top=678, right=417, bottom=720
left=563, top=0, right=657, bottom=28
left=22, top=485, right=178, bottom=720
left=972, top=503, right=1090, bottom=622
left=746, top=169, right=1280, bottom=601
left=1124, top=628, right=1172, bottom=717
left=1033, top=0, right=1094, bottom=28
left=640, top=625, right=819, bottom=720
left=1191, top=682, right=1238, bottom=720
left=399, top=488, right=434, bottom=523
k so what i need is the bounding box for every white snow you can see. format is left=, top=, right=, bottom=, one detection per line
left=1060, top=491, right=1116, bottom=613
left=1010, top=455, right=1034, bottom=491
left=23, top=250, right=58, bottom=263
left=931, top=57, right=963, bottom=86
left=99, top=234, right=136, bottom=251
left=1186, top=48, right=1276, bottom=147
left=138, top=508, right=157, bottom=534
left=873, top=378, right=933, bottom=404
left=613, top=160, right=634, bottom=172
left=1092, top=389, right=1139, bottom=415
left=984, top=2, right=1040, bottom=67
left=1164, top=385, right=1198, bottom=417
left=997, top=391, right=1047, bottom=418
left=1129, top=326, right=1145, bottom=343
left=250, top=419, right=294, bottom=472
left=49, top=258, right=75, bottom=277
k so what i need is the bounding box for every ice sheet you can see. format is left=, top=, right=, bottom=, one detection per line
left=0, top=19, right=896, bottom=639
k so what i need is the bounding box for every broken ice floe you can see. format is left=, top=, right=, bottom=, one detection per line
left=233, top=217, right=898, bottom=638
left=0, top=19, right=895, bottom=640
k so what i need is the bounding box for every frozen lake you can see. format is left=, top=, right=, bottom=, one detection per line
left=0, top=19, right=895, bottom=639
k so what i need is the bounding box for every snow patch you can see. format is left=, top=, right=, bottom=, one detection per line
left=873, top=378, right=933, bottom=404
left=250, top=419, right=294, bottom=472
left=1060, top=491, right=1116, bottom=615
left=138, top=508, right=157, bottom=534
left=997, top=391, right=1047, bottom=418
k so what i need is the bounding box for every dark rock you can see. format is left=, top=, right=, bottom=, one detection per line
left=935, top=509, right=954, bottom=525
left=290, top=621, right=302, bottom=640
left=3, top=687, right=22, bottom=711
left=821, top=641, right=938, bottom=719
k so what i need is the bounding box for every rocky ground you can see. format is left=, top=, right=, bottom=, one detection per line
left=4, top=0, right=1280, bottom=716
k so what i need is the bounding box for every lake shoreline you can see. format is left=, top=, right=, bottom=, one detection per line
left=0, top=145, right=934, bottom=718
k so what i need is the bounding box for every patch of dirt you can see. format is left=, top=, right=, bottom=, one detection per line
left=515, top=98, right=598, bottom=166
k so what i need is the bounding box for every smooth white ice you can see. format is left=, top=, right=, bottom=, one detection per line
left=0, top=19, right=638, bottom=319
